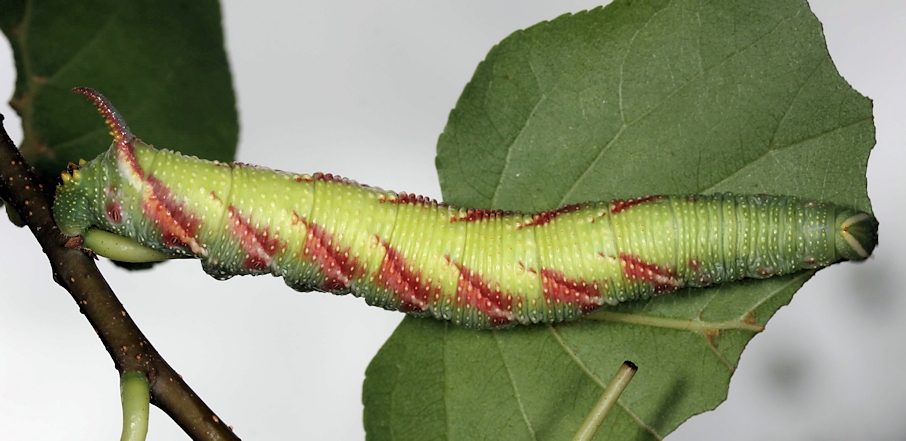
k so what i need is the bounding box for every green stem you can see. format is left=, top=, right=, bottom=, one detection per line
left=120, top=372, right=151, bottom=441
left=572, top=361, right=638, bottom=441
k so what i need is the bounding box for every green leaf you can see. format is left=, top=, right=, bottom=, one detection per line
left=366, top=1, right=874, bottom=440
left=0, top=0, right=238, bottom=181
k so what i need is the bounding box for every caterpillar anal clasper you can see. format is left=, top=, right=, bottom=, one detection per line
left=54, top=88, right=879, bottom=329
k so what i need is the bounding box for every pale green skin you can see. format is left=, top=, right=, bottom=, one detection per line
left=54, top=138, right=876, bottom=329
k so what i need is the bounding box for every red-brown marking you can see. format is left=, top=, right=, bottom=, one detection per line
left=310, top=172, right=378, bottom=190
left=382, top=192, right=447, bottom=208
left=450, top=208, right=514, bottom=223
left=518, top=203, right=586, bottom=229
left=688, top=258, right=701, bottom=273
left=141, top=175, right=204, bottom=253
left=226, top=206, right=286, bottom=270
left=449, top=260, right=515, bottom=326
left=704, top=328, right=722, bottom=341
left=687, top=258, right=712, bottom=284
left=609, top=195, right=664, bottom=214
left=540, top=269, right=605, bottom=314
left=756, top=266, right=777, bottom=277
left=300, top=219, right=360, bottom=291
left=619, top=253, right=682, bottom=294
left=291, top=210, right=304, bottom=226
left=103, top=185, right=123, bottom=224
left=312, top=172, right=336, bottom=182
left=312, top=172, right=353, bottom=184
left=105, top=201, right=123, bottom=224
left=377, top=239, right=435, bottom=312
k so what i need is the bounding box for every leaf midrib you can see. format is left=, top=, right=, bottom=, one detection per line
left=559, top=6, right=804, bottom=205
left=493, top=331, right=538, bottom=441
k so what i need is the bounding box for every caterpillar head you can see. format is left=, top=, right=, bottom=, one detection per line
left=54, top=156, right=113, bottom=237
left=55, top=161, right=90, bottom=236
left=834, top=209, right=879, bottom=261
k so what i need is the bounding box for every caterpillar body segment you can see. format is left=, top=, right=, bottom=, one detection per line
left=54, top=88, right=879, bottom=329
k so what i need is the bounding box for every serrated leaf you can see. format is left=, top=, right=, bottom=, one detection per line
left=0, top=0, right=238, bottom=181
left=366, top=1, right=874, bottom=440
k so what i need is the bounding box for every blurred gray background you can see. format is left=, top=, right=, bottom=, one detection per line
left=1, top=1, right=903, bottom=439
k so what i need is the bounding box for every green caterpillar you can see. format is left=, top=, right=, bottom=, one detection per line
left=54, top=88, right=878, bottom=329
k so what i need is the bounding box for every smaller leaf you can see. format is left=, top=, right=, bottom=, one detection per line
left=0, top=0, right=238, bottom=181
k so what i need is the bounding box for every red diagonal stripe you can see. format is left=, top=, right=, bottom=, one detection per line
left=376, top=240, right=435, bottom=313
left=540, top=269, right=605, bottom=314
left=227, top=206, right=286, bottom=271
left=619, top=253, right=682, bottom=294
left=450, top=260, right=515, bottom=326
left=300, top=219, right=360, bottom=291
left=143, top=175, right=204, bottom=254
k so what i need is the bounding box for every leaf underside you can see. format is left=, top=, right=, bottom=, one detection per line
left=365, top=1, right=874, bottom=440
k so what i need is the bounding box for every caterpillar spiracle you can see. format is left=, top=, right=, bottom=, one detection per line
left=54, top=88, right=879, bottom=329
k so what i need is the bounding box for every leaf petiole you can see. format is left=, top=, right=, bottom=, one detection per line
left=572, top=361, right=639, bottom=441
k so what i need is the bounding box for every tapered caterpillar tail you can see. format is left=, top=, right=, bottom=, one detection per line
left=54, top=88, right=879, bottom=329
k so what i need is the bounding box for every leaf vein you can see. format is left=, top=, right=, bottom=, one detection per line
left=493, top=331, right=538, bottom=440
left=490, top=91, right=548, bottom=208
left=767, top=56, right=828, bottom=150
left=699, top=117, right=872, bottom=194
left=548, top=326, right=664, bottom=439
left=45, top=5, right=125, bottom=85
left=563, top=6, right=802, bottom=204
left=704, top=336, right=736, bottom=372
